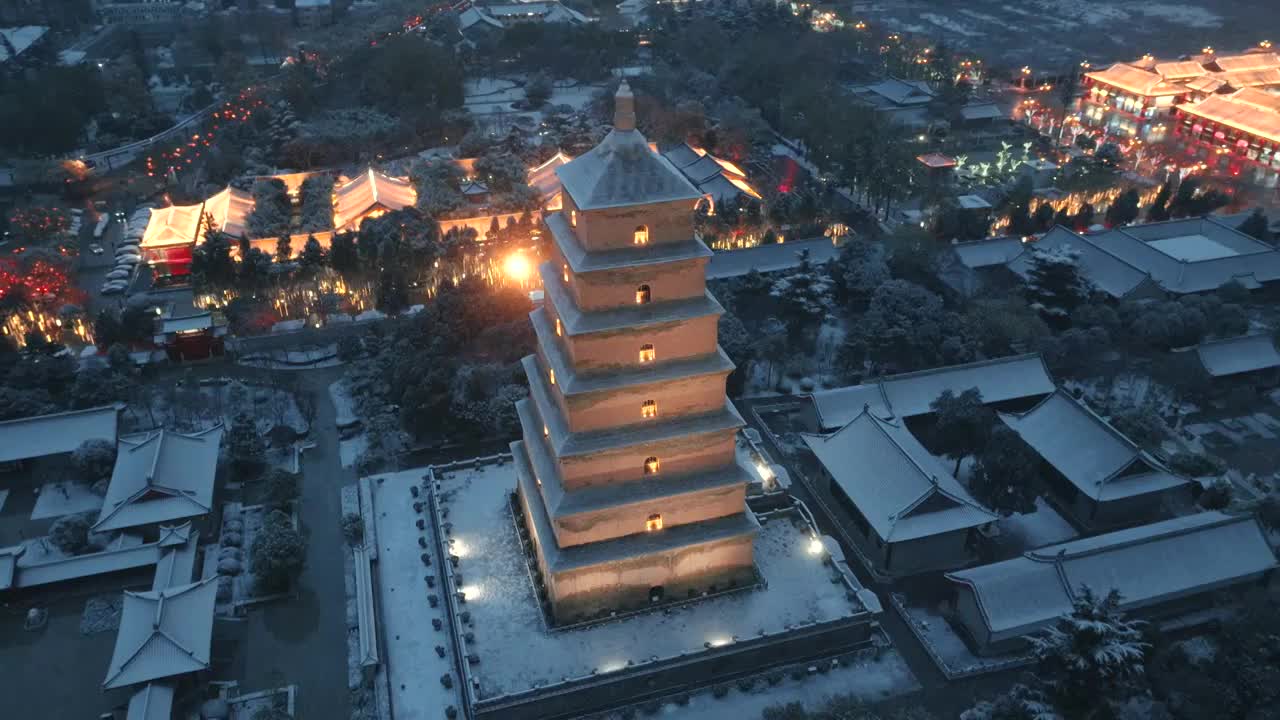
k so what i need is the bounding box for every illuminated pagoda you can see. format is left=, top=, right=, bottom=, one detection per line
left=511, top=82, right=758, bottom=624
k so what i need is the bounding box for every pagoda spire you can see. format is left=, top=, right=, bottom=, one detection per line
left=614, top=80, right=636, bottom=132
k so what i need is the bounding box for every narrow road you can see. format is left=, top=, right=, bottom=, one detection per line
left=734, top=397, right=1021, bottom=714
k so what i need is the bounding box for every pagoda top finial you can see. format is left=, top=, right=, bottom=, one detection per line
left=614, top=80, right=636, bottom=132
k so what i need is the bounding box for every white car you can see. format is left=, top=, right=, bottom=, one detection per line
left=105, top=269, right=130, bottom=281
left=100, top=283, right=124, bottom=295
left=116, top=255, right=140, bottom=265
left=118, top=238, right=141, bottom=247
left=88, top=243, right=104, bottom=255
left=115, top=247, right=141, bottom=257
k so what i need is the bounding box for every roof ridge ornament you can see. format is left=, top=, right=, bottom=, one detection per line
left=614, top=80, right=636, bottom=132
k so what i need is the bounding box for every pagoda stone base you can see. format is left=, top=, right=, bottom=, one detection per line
left=515, top=478, right=758, bottom=625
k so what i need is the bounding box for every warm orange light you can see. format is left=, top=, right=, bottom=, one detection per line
left=646, top=514, right=663, bottom=532
left=503, top=252, right=532, bottom=283
left=641, top=400, right=657, bottom=419
left=555, top=317, right=562, bottom=337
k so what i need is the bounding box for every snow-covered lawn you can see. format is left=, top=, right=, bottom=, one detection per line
left=605, top=649, right=919, bottom=719
left=894, top=596, right=1032, bottom=678
left=997, top=497, right=1078, bottom=551
left=368, top=469, right=462, bottom=720
left=128, top=378, right=308, bottom=437
left=31, top=481, right=103, bottom=520
left=329, top=381, right=358, bottom=428
left=431, top=460, right=867, bottom=700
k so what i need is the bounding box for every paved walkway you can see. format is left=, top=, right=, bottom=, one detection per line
left=157, top=363, right=353, bottom=718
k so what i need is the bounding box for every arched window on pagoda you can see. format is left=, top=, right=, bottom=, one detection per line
left=644, top=456, right=659, bottom=475
left=639, top=343, right=655, bottom=363
left=635, top=284, right=651, bottom=304
left=634, top=225, right=649, bottom=245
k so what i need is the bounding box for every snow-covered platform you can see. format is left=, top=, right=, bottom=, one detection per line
left=365, top=458, right=880, bottom=720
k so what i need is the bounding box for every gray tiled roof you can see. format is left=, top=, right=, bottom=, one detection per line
left=126, top=683, right=175, bottom=720
left=1195, top=333, right=1280, bottom=377
left=811, top=354, right=1055, bottom=430
left=104, top=578, right=218, bottom=689
left=1007, top=226, right=1153, bottom=298
left=94, top=426, right=224, bottom=533
left=0, top=404, right=121, bottom=463
left=556, top=128, right=702, bottom=211
left=998, top=391, right=1188, bottom=502
left=802, top=409, right=995, bottom=542
left=946, top=512, right=1277, bottom=639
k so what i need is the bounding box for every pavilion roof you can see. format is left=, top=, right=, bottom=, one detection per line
left=103, top=579, right=218, bottom=689
left=1213, top=52, right=1280, bottom=73
left=201, top=186, right=255, bottom=238
left=93, top=427, right=223, bottom=533
left=1177, top=89, right=1280, bottom=144
left=140, top=204, right=205, bottom=248
left=333, top=167, right=417, bottom=231
left=1086, top=63, right=1186, bottom=97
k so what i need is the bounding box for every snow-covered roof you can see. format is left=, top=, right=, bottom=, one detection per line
left=528, top=150, right=571, bottom=200
left=104, top=578, right=219, bottom=689
left=999, top=391, right=1187, bottom=502
left=151, top=524, right=200, bottom=591
left=0, top=26, right=48, bottom=62
left=811, top=354, right=1056, bottom=430
left=1195, top=334, right=1280, bottom=377
left=94, top=427, right=224, bottom=533
left=202, top=186, right=255, bottom=238
left=1010, top=219, right=1280, bottom=296
left=457, top=5, right=503, bottom=30
left=141, top=203, right=205, bottom=248
left=126, top=683, right=175, bottom=720
left=705, top=237, right=839, bottom=279
left=1007, top=226, right=1153, bottom=298
left=0, top=404, right=121, bottom=463
left=333, top=167, right=417, bottom=231
left=353, top=545, right=379, bottom=667
left=946, top=512, right=1277, bottom=640
left=959, top=103, right=1004, bottom=122
left=160, top=313, right=214, bottom=334
left=0, top=544, right=24, bottom=590
left=853, top=77, right=935, bottom=106
left=951, top=236, right=1026, bottom=269
left=555, top=83, right=702, bottom=211
left=802, top=409, right=995, bottom=542
left=485, top=1, right=589, bottom=23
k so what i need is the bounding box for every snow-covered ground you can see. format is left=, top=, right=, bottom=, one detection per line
left=604, top=649, right=919, bottom=719
left=128, top=379, right=308, bottom=437
left=31, top=481, right=103, bottom=520
left=429, top=461, right=868, bottom=700
left=239, top=345, right=341, bottom=370
left=895, top=597, right=1032, bottom=677
left=329, top=381, right=358, bottom=428
left=339, top=436, right=368, bottom=470
left=368, top=469, right=462, bottom=720
left=997, top=497, right=1078, bottom=551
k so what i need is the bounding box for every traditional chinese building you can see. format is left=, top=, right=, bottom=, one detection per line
left=511, top=82, right=758, bottom=624
left=1080, top=47, right=1280, bottom=140
left=1173, top=88, right=1280, bottom=184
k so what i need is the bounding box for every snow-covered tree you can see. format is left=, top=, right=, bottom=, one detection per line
left=298, top=235, right=327, bottom=280
left=49, top=511, right=96, bottom=555
left=298, top=174, right=335, bottom=232
left=247, top=178, right=291, bottom=239
left=1030, top=587, right=1149, bottom=717
left=227, top=412, right=266, bottom=478
left=969, top=425, right=1040, bottom=516
left=769, top=249, right=833, bottom=346
left=413, top=158, right=465, bottom=218
left=1236, top=207, right=1272, bottom=243
left=250, top=509, right=305, bottom=593
left=962, top=683, right=1060, bottom=720
left=833, top=237, right=890, bottom=310
left=1023, top=245, right=1091, bottom=320
left=70, top=438, right=117, bottom=482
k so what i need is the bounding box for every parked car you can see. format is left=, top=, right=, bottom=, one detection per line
left=105, top=269, right=130, bottom=280
left=88, top=243, right=104, bottom=255
left=100, top=283, right=124, bottom=295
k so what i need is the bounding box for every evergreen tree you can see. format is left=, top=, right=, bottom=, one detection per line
left=1105, top=188, right=1141, bottom=227
left=298, top=235, right=327, bottom=279
left=1237, top=208, right=1272, bottom=243
left=1023, top=245, right=1091, bottom=319
left=968, top=425, right=1040, bottom=516
left=768, top=249, right=833, bottom=347
left=275, top=233, right=292, bottom=264
left=329, top=232, right=359, bottom=278
left=1032, top=203, right=1057, bottom=232
left=375, top=267, right=409, bottom=316
left=928, top=388, right=993, bottom=476
left=833, top=237, right=890, bottom=311
left=189, top=215, right=237, bottom=289
left=227, top=411, right=266, bottom=479
left=1031, top=587, right=1149, bottom=718
left=250, top=509, right=305, bottom=593
left=1072, top=202, right=1095, bottom=230
left=1147, top=182, right=1172, bottom=221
